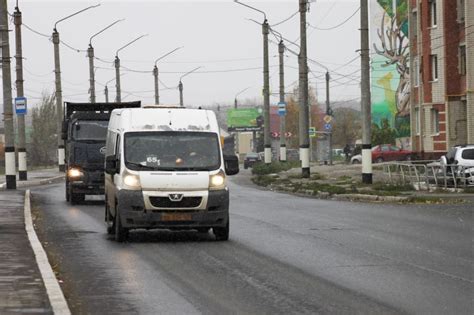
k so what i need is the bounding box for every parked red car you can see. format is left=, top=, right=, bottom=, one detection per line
left=371, top=144, right=414, bottom=163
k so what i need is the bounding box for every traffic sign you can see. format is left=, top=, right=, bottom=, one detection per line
left=323, top=115, right=332, bottom=124
left=15, top=97, right=27, bottom=115
left=324, top=123, right=332, bottom=131
left=278, top=102, right=286, bottom=116
left=285, top=131, right=292, bottom=138
left=309, top=127, right=316, bottom=138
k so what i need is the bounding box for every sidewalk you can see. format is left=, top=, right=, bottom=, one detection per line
left=0, top=169, right=67, bottom=314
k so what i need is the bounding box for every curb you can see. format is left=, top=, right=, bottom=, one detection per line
left=0, top=174, right=64, bottom=190
left=24, top=190, right=71, bottom=315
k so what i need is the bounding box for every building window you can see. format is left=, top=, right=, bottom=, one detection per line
left=430, top=54, right=438, bottom=81
left=414, top=57, right=420, bottom=86
left=457, top=0, right=465, bottom=23
left=415, top=108, right=420, bottom=135
left=459, top=44, right=466, bottom=75
left=430, top=0, right=437, bottom=27
left=431, top=108, right=440, bottom=134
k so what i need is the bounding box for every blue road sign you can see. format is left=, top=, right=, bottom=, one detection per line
left=278, top=102, right=286, bottom=116
left=324, top=123, right=332, bottom=131
left=15, top=97, right=27, bottom=115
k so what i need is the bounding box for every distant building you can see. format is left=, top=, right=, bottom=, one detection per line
left=409, top=0, right=474, bottom=159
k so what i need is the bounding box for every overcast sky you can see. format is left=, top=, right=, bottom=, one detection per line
left=4, top=0, right=361, bottom=108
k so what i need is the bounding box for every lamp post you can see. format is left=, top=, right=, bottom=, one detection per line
left=234, top=86, right=251, bottom=109
left=153, top=46, right=183, bottom=104
left=88, top=19, right=123, bottom=103
left=114, top=34, right=147, bottom=102
left=234, top=0, right=271, bottom=164
left=53, top=3, right=100, bottom=172
left=178, top=66, right=201, bottom=107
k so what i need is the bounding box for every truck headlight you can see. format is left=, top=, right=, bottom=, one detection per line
left=123, top=170, right=141, bottom=190
left=67, top=167, right=83, bottom=179
left=209, top=170, right=226, bottom=190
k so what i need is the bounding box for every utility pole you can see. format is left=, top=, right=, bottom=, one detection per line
left=360, top=0, right=372, bottom=184
left=299, top=0, right=310, bottom=178
left=326, top=71, right=332, bottom=165
left=114, top=56, right=121, bottom=102
left=104, top=85, right=109, bottom=103
left=14, top=5, right=27, bottom=180
left=88, top=20, right=122, bottom=103
left=178, top=81, right=183, bottom=106
left=278, top=40, right=287, bottom=162
left=154, top=47, right=183, bottom=105
left=53, top=4, right=100, bottom=172
left=1, top=0, right=16, bottom=189
left=87, top=46, right=96, bottom=102
left=114, top=34, right=147, bottom=103
left=153, top=66, right=159, bottom=104
left=262, top=19, right=271, bottom=164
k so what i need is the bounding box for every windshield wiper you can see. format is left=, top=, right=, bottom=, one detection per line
left=126, top=161, right=156, bottom=170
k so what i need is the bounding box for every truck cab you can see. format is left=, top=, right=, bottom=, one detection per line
left=63, top=102, right=141, bottom=204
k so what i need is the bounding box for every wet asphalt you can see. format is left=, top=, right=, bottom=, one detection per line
left=31, top=177, right=473, bottom=315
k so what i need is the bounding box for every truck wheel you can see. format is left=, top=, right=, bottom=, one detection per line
left=213, top=221, right=229, bottom=241
left=114, top=205, right=128, bottom=242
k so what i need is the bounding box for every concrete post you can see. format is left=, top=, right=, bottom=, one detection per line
left=299, top=0, right=310, bottom=177
left=14, top=7, right=27, bottom=180
left=1, top=0, right=16, bottom=189
left=262, top=20, right=271, bottom=164
left=52, top=29, right=65, bottom=172
left=326, top=72, right=332, bottom=165
left=87, top=45, right=95, bottom=103
left=278, top=40, right=287, bottom=162
left=179, top=81, right=183, bottom=106
left=115, top=56, right=121, bottom=102
left=153, top=65, right=159, bottom=104
left=105, top=85, right=109, bottom=103
left=360, top=0, right=372, bottom=184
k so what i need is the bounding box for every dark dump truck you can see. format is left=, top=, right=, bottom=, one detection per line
left=62, top=102, right=141, bottom=203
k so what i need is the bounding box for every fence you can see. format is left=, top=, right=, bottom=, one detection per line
left=383, top=161, right=474, bottom=191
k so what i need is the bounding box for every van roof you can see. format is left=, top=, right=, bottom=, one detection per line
left=109, top=107, right=219, bottom=133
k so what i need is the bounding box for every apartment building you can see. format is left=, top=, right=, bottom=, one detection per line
left=409, top=0, right=473, bottom=159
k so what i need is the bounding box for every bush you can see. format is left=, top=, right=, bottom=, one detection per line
left=251, top=161, right=298, bottom=175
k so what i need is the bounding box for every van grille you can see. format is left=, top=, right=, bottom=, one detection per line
left=149, top=196, right=202, bottom=208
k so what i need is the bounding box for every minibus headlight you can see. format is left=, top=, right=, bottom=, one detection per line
left=67, top=167, right=83, bottom=179
left=209, top=171, right=226, bottom=190
left=123, top=171, right=141, bottom=189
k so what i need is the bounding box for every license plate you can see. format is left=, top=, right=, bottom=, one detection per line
left=161, top=213, right=192, bottom=221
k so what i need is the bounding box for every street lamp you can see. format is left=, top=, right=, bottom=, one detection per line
left=88, top=19, right=123, bottom=103
left=53, top=3, right=100, bottom=172
left=104, top=74, right=125, bottom=103
left=234, top=0, right=271, bottom=165
left=153, top=46, right=183, bottom=104
left=114, top=34, right=148, bottom=102
left=234, top=87, right=251, bottom=109
left=179, top=66, right=201, bottom=107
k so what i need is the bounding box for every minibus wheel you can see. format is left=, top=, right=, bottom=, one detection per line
left=213, top=222, right=229, bottom=241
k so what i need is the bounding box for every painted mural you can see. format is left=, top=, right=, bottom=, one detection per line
left=371, top=0, right=410, bottom=144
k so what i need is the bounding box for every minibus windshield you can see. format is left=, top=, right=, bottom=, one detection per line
left=124, top=131, right=221, bottom=171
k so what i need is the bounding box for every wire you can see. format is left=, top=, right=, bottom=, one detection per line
left=60, top=40, right=87, bottom=53
left=271, top=11, right=299, bottom=27
left=23, top=22, right=51, bottom=38
left=308, top=7, right=360, bottom=31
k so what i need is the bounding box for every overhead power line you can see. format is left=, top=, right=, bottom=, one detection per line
left=271, top=10, right=299, bottom=27
left=308, top=7, right=360, bottom=31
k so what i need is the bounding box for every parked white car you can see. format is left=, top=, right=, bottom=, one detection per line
left=439, top=145, right=474, bottom=185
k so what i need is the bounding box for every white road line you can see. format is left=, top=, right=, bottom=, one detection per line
left=24, top=190, right=71, bottom=315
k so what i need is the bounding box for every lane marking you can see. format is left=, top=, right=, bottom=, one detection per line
left=24, top=190, right=71, bottom=315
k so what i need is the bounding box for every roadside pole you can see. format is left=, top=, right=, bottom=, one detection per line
left=278, top=40, right=287, bottom=162
left=299, top=0, right=310, bottom=178
left=153, top=66, right=159, bottom=104
left=14, top=5, right=27, bottom=180
left=326, top=72, right=332, bottom=165
left=87, top=45, right=96, bottom=102
left=1, top=0, right=16, bottom=189
left=360, top=0, right=372, bottom=184
left=104, top=85, right=109, bottom=103
left=52, top=29, right=65, bottom=172
left=179, top=81, right=183, bottom=106
left=114, top=56, right=121, bottom=102
left=263, top=20, right=271, bottom=164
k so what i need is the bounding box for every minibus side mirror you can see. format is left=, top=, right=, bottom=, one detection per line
left=105, top=155, right=118, bottom=175
left=224, top=154, right=239, bottom=176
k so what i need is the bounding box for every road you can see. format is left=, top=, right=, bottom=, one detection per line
left=31, top=175, right=473, bottom=314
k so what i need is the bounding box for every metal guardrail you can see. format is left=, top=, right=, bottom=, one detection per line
left=383, top=161, right=474, bottom=191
